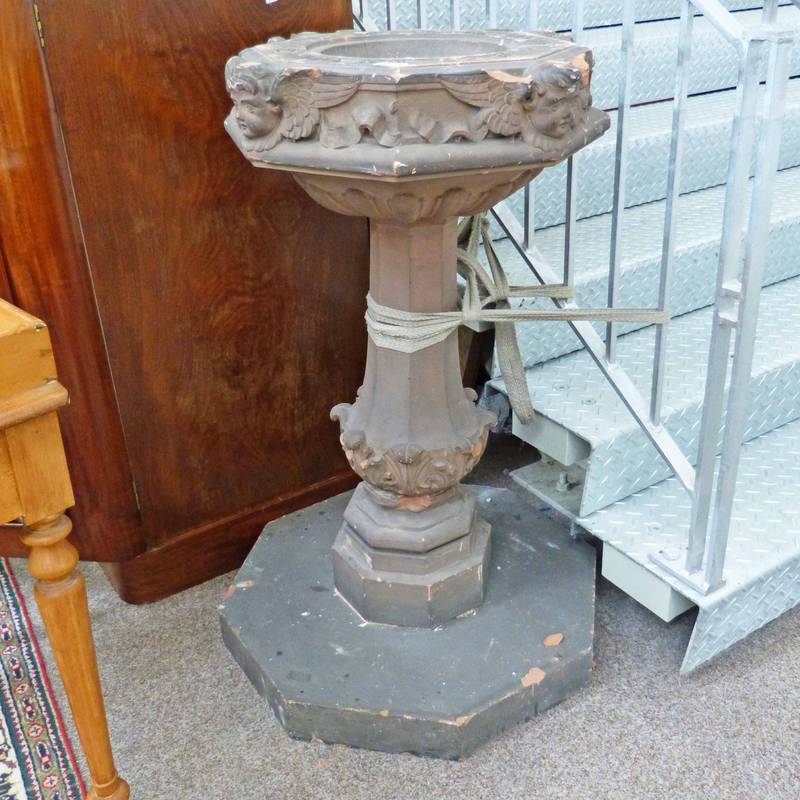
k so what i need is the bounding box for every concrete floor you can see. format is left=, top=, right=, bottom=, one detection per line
left=11, top=435, right=800, bottom=799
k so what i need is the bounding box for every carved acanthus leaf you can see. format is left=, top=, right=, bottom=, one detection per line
left=331, top=402, right=494, bottom=496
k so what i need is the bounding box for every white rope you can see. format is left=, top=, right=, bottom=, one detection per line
left=365, top=214, right=668, bottom=424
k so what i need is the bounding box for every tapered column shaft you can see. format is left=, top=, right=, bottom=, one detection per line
left=331, top=218, right=495, bottom=626
left=346, top=218, right=482, bottom=455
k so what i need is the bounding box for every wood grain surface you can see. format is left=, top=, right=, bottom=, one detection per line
left=30, top=0, right=368, bottom=595
left=0, top=2, right=143, bottom=561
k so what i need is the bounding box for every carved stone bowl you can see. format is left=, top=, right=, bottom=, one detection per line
left=225, top=29, right=609, bottom=221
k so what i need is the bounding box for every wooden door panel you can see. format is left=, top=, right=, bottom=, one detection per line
left=38, top=1, right=368, bottom=547
left=0, top=2, right=143, bottom=561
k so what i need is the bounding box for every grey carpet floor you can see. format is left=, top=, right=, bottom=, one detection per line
left=12, top=550, right=800, bottom=799
left=9, top=437, right=800, bottom=799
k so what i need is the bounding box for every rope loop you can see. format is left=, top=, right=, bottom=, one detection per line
left=365, top=213, right=668, bottom=425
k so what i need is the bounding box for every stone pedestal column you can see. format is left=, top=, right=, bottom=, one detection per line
left=220, top=28, right=609, bottom=757
left=331, top=218, right=496, bottom=626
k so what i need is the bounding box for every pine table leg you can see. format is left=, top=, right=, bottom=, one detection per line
left=21, top=514, right=129, bottom=800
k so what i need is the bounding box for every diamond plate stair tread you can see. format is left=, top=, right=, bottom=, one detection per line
left=506, top=78, right=800, bottom=231
left=584, top=6, right=800, bottom=109
left=577, top=415, right=800, bottom=672
left=374, top=6, right=800, bottom=108
left=580, top=416, right=800, bottom=605
left=682, top=561, right=800, bottom=672
left=493, top=164, right=800, bottom=369
left=376, top=1, right=789, bottom=34
left=490, top=270, right=800, bottom=514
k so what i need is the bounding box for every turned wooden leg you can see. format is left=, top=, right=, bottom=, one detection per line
left=21, top=514, right=129, bottom=800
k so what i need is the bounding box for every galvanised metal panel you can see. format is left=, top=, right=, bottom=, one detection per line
left=489, top=266, right=800, bottom=515
left=494, top=164, right=800, bottom=369
left=507, top=79, right=800, bottom=231
left=585, top=6, right=800, bottom=110
left=363, top=6, right=800, bottom=107
left=365, top=1, right=790, bottom=32
left=577, top=417, right=800, bottom=672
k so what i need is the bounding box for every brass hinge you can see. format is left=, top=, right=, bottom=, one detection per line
left=33, top=3, right=45, bottom=48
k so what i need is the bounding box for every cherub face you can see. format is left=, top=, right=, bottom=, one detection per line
left=529, top=82, right=577, bottom=139
left=232, top=92, right=282, bottom=139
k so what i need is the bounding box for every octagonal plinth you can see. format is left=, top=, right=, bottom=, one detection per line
left=332, top=486, right=491, bottom=626
left=220, top=486, right=596, bottom=759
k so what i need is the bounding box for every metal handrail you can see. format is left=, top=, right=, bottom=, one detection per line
left=352, top=0, right=799, bottom=596
left=653, top=0, right=795, bottom=593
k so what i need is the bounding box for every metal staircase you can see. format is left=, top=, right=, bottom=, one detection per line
left=355, top=0, right=800, bottom=672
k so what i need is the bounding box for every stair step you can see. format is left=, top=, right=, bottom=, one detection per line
left=493, top=163, right=800, bottom=369
left=371, top=5, right=800, bottom=107
left=585, top=6, right=800, bottom=109
left=575, top=415, right=800, bottom=672
left=377, top=1, right=786, bottom=34
left=505, top=78, right=800, bottom=231
left=489, top=271, right=800, bottom=515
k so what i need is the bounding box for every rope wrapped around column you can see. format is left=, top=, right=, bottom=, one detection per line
left=365, top=213, right=668, bottom=424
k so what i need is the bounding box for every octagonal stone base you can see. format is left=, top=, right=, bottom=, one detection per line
left=220, top=486, right=596, bottom=758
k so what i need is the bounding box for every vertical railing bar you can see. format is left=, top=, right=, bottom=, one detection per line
left=704, top=34, right=793, bottom=590
left=354, top=0, right=379, bottom=31
left=650, top=1, right=694, bottom=424
left=522, top=0, right=538, bottom=250
left=606, top=0, right=635, bottom=363
left=685, top=41, right=763, bottom=574
left=450, top=0, right=461, bottom=30
left=523, top=186, right=534, bottom=250
left=572, top=0, right=584, bottom=35
left=386, top=0, right=397, bottom=30
left=563, top=159, right=576, bottom=287
left=762, top=0, right=779, bottom=23
left=486, top=0, right=498, bottom=27
left=562, top=0, right=585, bottom=289
left=527, top=0, right=538, bottom=30
left=417, top=0, right=427, bottom=28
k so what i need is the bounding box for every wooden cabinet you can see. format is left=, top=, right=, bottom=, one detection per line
left=0, top=1, right=368, bottom=601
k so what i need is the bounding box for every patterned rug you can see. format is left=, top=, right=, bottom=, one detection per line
left=0, top=559, right=84, bottom=800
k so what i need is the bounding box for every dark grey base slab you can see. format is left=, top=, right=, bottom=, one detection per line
left=220, top=486, right=596, bottom=759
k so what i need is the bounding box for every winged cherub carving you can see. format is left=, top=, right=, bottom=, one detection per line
left=440, top=60, right=588, bottom=155
left=225, top=54, right=360, bottom=151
